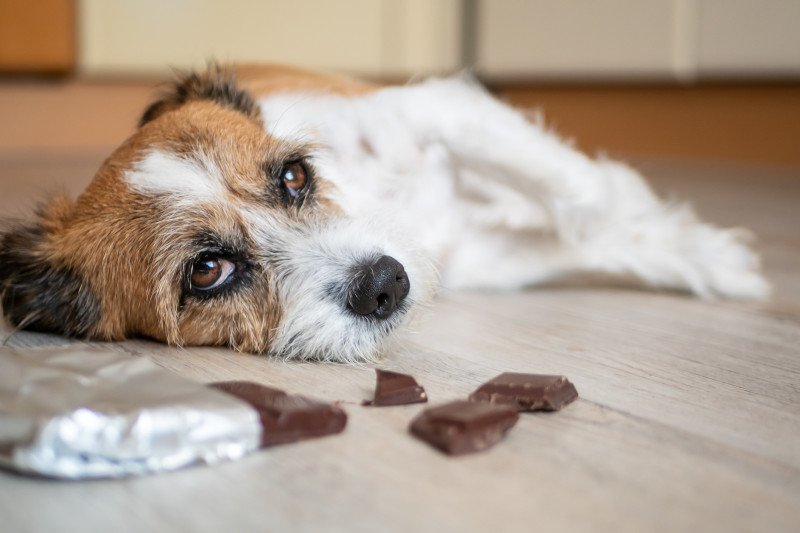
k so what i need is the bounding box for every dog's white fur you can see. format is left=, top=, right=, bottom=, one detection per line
left=241, top=209, right=434, bottom=362
left=258, top=76, right=768, bottom=302
left=127, top=151, right=219, bottom=197
left=1, top=71, right=767, bottom=363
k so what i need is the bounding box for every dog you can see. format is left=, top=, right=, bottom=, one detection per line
left=0, top=64, right=768, bottom=362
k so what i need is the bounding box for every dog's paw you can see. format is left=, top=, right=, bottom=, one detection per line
left=676, top=223, right=770, bottom=300
left=583, top=203, right=771, bottom=300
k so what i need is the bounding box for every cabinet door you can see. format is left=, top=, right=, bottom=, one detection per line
left=475, top=0, right=800, bottom=81
left=0, top=0, right=75, bottom=73
left=475, top=0, right=676, bottom=80
left=697, top=0, right=800, bottom=78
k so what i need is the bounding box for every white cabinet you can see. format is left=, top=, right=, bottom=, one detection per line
left=697, top=0, right=800, bottom=77
left=475, top=0, right=678, bottom=80
left=474, top=0, right=800, bottom=81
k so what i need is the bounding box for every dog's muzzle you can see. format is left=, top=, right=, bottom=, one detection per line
left=348, top=255, right=410, bottom=319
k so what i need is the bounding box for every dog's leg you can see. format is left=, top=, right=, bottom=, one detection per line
left=382, top=77, right=769, bottom=299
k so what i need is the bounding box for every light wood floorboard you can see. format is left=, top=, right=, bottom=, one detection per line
left=0, top=153, right=798, bottom=532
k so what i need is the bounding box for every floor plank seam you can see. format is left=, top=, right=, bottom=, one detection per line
left=579, top=398, right=800, bottom=475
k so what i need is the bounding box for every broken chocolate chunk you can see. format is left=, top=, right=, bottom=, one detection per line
left=365, top=369, right=428, bottom=406
left=469, top=373, right=578, bottom=411
left=409, top=400, right=518, bottom=455
left=209, top=381, right=347, bottom=447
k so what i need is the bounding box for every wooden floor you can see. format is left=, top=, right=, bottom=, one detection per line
left=1, top=156, right=799, bottom=531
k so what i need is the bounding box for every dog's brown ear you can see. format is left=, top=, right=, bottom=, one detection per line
left=0, top=200, right=100, bottom=338
left=139, top=65, right=260, bottom=126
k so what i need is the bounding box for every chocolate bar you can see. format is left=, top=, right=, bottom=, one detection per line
left=469, top=373, right=578, bottom=411
left=365, top=369, right=427, bottom=406
left=0, top=347, right=264, bottom=479
left=409, top=400, right=519, bottom=455
left=210, top=381, right=347, bottom=447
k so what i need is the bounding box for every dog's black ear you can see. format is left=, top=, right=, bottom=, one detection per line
left=139, top=64, right=260, bottom=126
left=0, top=205, right=100, bottom=338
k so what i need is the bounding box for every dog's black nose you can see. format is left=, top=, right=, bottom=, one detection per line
left=348, top=255, right=410, bottom=319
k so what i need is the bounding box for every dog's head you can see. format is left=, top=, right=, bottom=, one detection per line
left=0, top=67, right=433, bottom=361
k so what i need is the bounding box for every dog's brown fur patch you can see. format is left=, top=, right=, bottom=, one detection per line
left=0, top=67, right=331, bottom=350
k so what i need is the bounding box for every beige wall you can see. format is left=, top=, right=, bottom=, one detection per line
left=78, top=0, right=461, bottom=78
left=78, top=0, right=799, bottom=81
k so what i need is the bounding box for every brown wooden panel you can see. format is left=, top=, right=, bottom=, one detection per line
left=0, top=0, right=74, bottom=73
left=498, top=83, right=800, bottom=168
left=0, top=78, right=798, bottom=169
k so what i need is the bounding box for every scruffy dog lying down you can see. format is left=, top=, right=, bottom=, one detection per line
left=0, top=65, right=768, bottom=362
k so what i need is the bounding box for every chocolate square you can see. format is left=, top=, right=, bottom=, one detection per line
left=409, top=400, right=519, bottom=455
left=469, top=373, right=578, bottom=411
left=365, top=369, right=428, bottom=406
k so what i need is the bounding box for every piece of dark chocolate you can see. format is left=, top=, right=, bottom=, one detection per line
left=210, top=380, right=286, bottom=402
left=469, top=373, right=578, bottom=411
left=365, top=369, right=428, bottom=406
left=409, top=400, right=518, bottom=455
left=210, top=381, right=347, bottom=447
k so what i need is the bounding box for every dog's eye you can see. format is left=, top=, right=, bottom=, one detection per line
left=280, top=162, right=308, bottom=198
left=190, top=258, right=235, bottom=291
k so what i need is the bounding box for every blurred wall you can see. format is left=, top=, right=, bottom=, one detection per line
left=2, top=0, right=798, bottom=167
left=76, top=0, right=800, bottom=81
left=78, top=0, right=462, bottom=78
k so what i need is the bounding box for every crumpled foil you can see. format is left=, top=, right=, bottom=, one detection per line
left=0, top=345, right=261, bottom=479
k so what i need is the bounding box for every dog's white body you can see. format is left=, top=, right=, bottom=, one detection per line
left=258, top=76, right=768, bottom=299
left=0, top=68, right=769, bottom=363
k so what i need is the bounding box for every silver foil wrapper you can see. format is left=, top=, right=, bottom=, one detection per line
left=0, top=345, right=261, bottom=479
